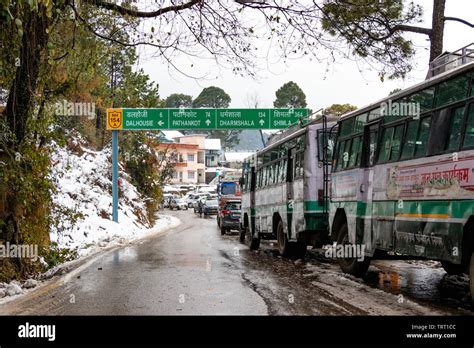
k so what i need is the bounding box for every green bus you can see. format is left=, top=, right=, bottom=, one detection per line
left=329, top=46, right=474, bottom=300
left=240, top=117, right=337, bottom=257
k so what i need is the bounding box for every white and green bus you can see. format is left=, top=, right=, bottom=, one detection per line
left=329, top=47, right=474, bottom=299
left=240, top=117, right=337, bottom=257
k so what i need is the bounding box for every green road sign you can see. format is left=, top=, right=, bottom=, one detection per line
left=107, top=108, right=309, bottom=130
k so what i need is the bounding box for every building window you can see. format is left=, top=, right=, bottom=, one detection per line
left=187, top=171, right=195, bottom=179
left=187, top=154, right=195, bottom=162
left=211, top=156, right=215, bottom=161
left=172, top=171, right=178, bottom=179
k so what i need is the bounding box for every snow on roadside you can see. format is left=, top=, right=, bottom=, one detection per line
left=48, top=135, right=179, bottom=257
left=0, top=134, right=180, bottom=301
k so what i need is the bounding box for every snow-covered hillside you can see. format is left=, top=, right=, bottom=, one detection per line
left=48, top=134, right=179, bottom=257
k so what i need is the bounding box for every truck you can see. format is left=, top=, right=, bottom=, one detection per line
left=216, top=172, right=242, bottom=233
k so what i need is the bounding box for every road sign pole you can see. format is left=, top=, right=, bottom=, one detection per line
left=112, top=130, right=119, bottom=222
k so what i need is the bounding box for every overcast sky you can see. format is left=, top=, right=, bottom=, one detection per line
left=138, top=0, right=474, bottom=111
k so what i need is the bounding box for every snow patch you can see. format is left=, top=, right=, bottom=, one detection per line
left=48, top=135, right=180, bottom=257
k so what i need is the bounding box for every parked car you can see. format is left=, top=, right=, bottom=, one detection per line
left=218, top=200, right=241, bottom=235
left=207, top=193, right=218, bottom=200
left=169, top=198, right=188, bottom=210
left=200, top=199, right=218, bottom=217
left=197, top=185, right=216, bottom=195
left=162, top=194, right=174, bottom=208
left=188, top=193, right=207, bottom=208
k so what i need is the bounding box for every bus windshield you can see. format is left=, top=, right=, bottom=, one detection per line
left=318, top=130, right=337, bottom=162
left=220, top=182, right=236, bottom=195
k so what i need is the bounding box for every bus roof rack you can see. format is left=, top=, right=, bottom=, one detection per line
left=427, top=42, right=474, bottom=79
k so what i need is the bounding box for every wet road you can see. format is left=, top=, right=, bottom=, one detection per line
left=1, top=210, right=472, bottom=315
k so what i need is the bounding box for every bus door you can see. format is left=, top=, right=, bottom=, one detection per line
left=286, top=147, right=295, bottom=239
left=250, top=166, right=256, bottom=235
left=360, top=122, right=380, bottom=249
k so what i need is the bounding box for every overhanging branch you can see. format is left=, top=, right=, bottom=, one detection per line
left=444, top=16, right=474, bottom=28
left=393, top=24, right=432, bottom=36
left=83, top=0, right=202, bottom=18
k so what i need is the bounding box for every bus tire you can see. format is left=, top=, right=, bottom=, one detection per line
left=245, top=225, right=260, bottom=250
left=277, top=220, right=290, bottom=257
left=239, top=228, right=246, bottom=243
left=276, top=221, right=305, bottom=258
left=336, top=223, right=370, bottom=277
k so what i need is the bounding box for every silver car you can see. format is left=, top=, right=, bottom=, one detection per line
left=169, top=198, right=188, bottom=210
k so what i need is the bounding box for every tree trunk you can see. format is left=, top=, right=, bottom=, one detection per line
left=3, top=5, right=49, bottom=249
left=429, top=0, right=446, bottom=62
left=5, top=5, right=49, bottom=143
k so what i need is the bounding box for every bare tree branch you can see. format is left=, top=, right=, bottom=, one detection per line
left=444, top=16, right=474, bottom=28
left=393, top=24, right=432, bottom=36
left=83, top=0, right=202, bottom=18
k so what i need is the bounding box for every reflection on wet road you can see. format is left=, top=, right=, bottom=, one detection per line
left=1, top=210, right=472, bottom=315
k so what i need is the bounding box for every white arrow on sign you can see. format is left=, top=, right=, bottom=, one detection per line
left=157, top=120, right=164, bottom=126
left=259, top=119, right=265, bottom=126
left=205, top=119, right=211, bottom=126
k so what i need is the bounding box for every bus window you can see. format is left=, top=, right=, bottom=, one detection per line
left=401, top=120, right=418, bottom=159
left=378, top=127, right=394, bottom=163
left=348, top=136, right=362, bottom=168
left=446, top=106, right=465, bottom=151
left=340, top=118, right=355, bottom=137
left=280, top=158, right=287, bottom=182
left=286, top=149, right=294, bottom=182
left=263, top=152, right=271, bottom=165
left=368, top=107, right=381, bottom=121
left=342, top=139, right=351, bottom=169
left=317, top=130, right=337, bottom=163
left=414, top=116, right=431, bottom=157
left=389, top=125, right=403, bottom=161
left=354, top=114, right=367, bottom=133
left=271, top=148, right=279, bottom=161
left=463, top=104, right=474, bottom=148
left=334, top=142, right=343, bottom=171
left=369, top=133, right=378, bottom=166
left=296, top=135, right=305, bottom=151
left=263, top=166, right=268, bottom=187
left=294, top=152, right=304, bottom=177
left=410, top=86, right=435, bottom=113
left=435, top=74, right=470, bottom=108
left=362, top=123, right=379, bottom=167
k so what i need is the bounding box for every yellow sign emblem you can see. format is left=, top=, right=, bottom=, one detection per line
left=107, top=109, right=123, bottom=130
